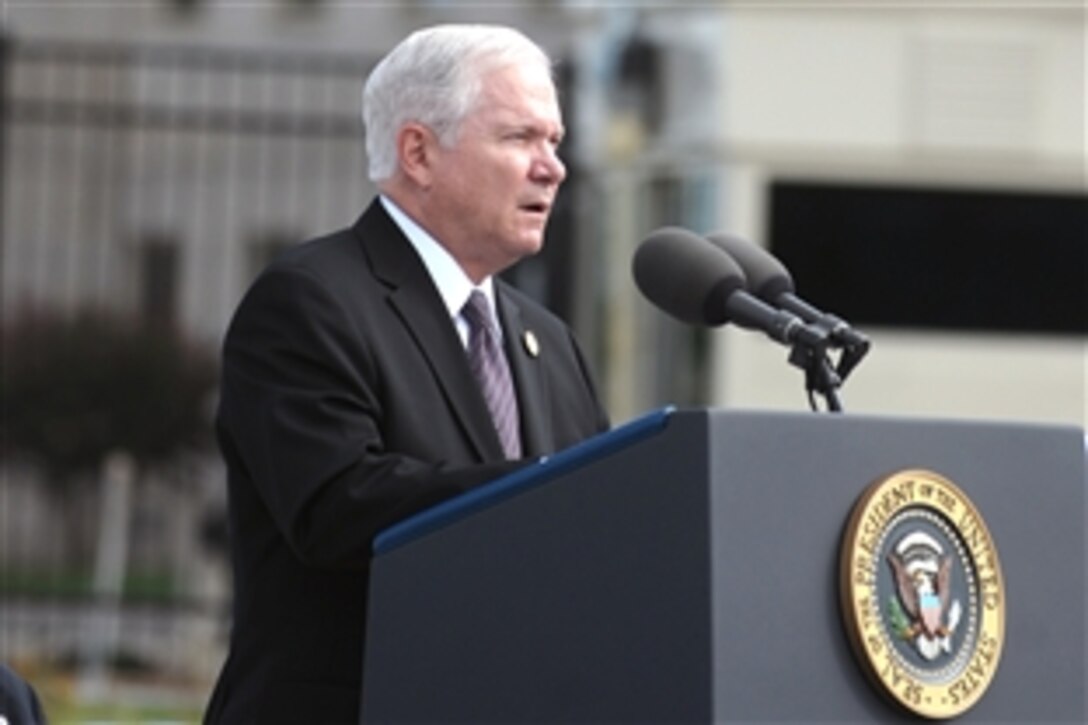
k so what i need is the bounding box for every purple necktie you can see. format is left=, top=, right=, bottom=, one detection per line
left=463, top=290, right=522, bottom=459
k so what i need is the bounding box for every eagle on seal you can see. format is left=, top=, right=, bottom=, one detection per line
left=887, top=530, right=959, bottom=659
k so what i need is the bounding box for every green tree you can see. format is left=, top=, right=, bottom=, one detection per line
left=2, top=308, right=218, bottom=576
left=2, top=308, right=217, bottom=478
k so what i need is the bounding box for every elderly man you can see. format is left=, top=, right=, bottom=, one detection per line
left=204, top=24, right=609, bottom=724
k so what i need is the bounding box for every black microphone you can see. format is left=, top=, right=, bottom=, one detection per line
left=632, top=227, right=822, bottom=346
left=705, top=232, right=871, bottom=353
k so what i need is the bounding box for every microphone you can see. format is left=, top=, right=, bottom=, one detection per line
left=705, top=232, right=871, bottom=355
left=634, top=227, right=852, bottom=412
left=632, top=227, right=823, bottom=346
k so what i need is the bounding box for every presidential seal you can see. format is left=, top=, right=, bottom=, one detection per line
left=839, top=469, right=1005, bottom=719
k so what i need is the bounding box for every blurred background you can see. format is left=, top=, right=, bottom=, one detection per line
left=1, top=1, right=1084, bottom=721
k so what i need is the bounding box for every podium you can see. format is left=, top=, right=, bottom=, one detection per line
left=361, top=409, right=1086, bottom=723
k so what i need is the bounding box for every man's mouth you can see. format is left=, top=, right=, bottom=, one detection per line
left=520, top=201, right=550, bottom=215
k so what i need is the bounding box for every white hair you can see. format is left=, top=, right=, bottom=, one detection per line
left=362, top=24, right=554, bottom=182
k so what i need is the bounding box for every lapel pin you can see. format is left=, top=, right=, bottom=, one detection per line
left=522, top=330, right=540, bottom=358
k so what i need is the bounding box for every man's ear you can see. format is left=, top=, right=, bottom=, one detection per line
left=397, top=122, right=436, bottom=188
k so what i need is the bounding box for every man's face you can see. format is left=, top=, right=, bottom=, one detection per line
left=426, top=62, right=566, bottom=283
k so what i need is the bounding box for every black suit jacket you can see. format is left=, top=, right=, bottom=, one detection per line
left=205, top=200, right=609, bottom=724
left=0, top=664, right=46, bottom=725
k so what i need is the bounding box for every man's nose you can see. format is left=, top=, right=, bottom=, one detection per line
left=532, top=146, right=566, bottom=184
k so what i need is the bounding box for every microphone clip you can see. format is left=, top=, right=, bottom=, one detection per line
left=785, top=326, right=844, bottom=413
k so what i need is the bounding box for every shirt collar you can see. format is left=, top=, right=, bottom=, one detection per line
left=379, top=194, right=498, bottom=325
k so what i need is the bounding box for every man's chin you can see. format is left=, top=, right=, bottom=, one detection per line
left=514, top=232, right=546, bottom=256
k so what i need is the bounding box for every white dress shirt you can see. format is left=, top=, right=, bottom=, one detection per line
left=380, top=195, right=502, bottom=347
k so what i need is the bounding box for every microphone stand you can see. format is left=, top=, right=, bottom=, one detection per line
left=833, top=337, right=871, bottom=383
left=787, top=328, right=844, bottom=413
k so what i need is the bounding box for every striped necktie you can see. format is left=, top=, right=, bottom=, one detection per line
left=462, top=290, right=522, bottom=459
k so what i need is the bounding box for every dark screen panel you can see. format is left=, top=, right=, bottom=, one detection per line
left=768, top=181, right=1087, bottom=334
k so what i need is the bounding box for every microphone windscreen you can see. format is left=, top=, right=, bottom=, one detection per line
left=632, top=227, right=746, bottom=326
left=706, top=232, right=794, bottom=301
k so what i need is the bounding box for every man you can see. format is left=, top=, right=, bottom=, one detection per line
left=204, top=24, right=609, bottom=724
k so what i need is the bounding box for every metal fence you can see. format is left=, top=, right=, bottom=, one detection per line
left=3, top=35, right=376, bottom=340
left=1, top=34, right=379, bottom=688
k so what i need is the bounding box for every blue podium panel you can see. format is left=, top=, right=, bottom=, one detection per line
left=705, top=412, right=1085, bottom=723
left=364, top=410, right=714, bottom=722
left=361, top=409, right=1086, bottom=723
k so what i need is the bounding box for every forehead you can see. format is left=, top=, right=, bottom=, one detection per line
left=469, top=63, right=562, bottom=126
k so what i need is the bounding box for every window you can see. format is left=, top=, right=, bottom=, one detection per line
left=769, top=181, right=1087, bottom=335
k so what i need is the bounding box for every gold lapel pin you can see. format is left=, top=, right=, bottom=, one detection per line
left=522, top=330, right=540, bottom=358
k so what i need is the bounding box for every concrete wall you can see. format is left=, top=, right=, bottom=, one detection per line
left=712, top=6, right=1085, bottom=427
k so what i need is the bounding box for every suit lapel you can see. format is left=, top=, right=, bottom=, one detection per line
left=496, top=283, right=552, bottom=458
left=353, top=202, right=503, bottom=461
